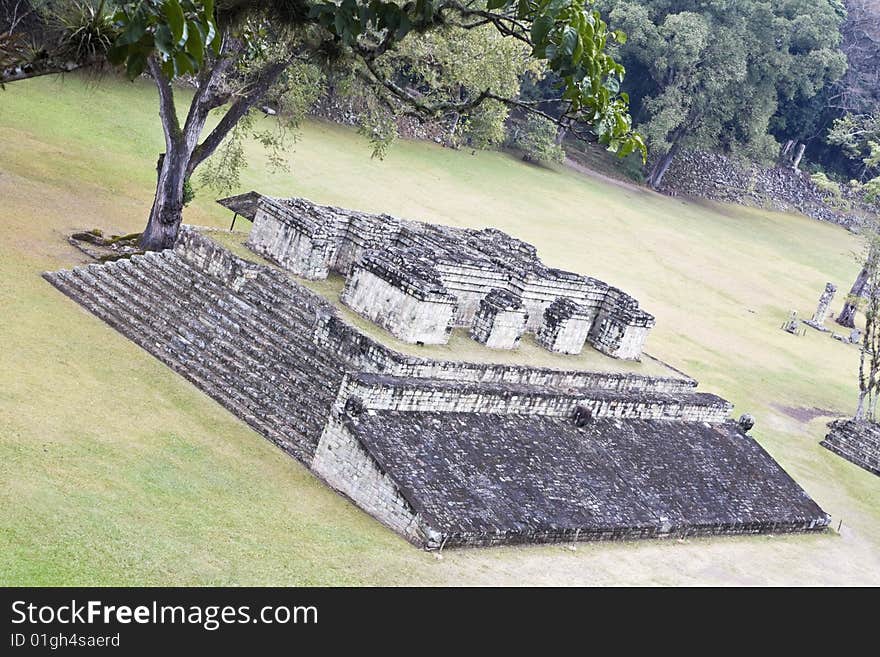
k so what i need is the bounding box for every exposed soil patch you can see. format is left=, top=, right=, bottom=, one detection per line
left=69, top=229, right=143, bottom=262
left=774, top=404, right=843, bottom=423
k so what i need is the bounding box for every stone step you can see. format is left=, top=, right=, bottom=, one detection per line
left=159, top=252, right=346, bottom=379
left=62, top=263, right=308, bottom=458
left=118, top=253, right=344, bottom=435
left=100, top=256, right=326, bottom=453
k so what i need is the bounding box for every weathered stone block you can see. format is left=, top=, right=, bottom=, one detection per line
left=536, top=298, right=592, bottom=355
left=470, top=288, right=529, bottom=349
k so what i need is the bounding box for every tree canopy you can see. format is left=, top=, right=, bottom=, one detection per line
left=600, top=0, right=847, bottom=186
left=0, top=0, right=646, bottom=249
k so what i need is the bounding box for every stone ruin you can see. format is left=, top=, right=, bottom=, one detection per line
left=241, top=194, right=655, bottom=360
left=803, top=282, right=836, bottom=332
left=782, top=310, right=801, bottom=335
left=41, top=195, right=831, bottom=549
left=823, top=420, right=880, bottom=477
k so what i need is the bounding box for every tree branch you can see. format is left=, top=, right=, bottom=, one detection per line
left=148, top=56, right=182, bottom=152
left=188, top=58, right=291, bottom=175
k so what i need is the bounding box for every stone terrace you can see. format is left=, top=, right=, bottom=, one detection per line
left=43, top=226, right=830, bottom=549
left=321, top=413, right=829, bottom=547
left=239, top=193, right=656, bottom=359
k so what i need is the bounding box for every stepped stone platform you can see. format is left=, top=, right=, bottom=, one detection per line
left=822, top=420, right=880, bottom=476
left=43, top=225, right=830, bottom=549
left=236, top=193, right=656, bottom=359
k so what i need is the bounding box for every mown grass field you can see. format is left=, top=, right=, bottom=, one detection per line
left=1, top=75, right=878, bottom=585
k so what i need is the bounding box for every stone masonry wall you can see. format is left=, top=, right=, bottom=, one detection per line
left=314, top=313, right=696, bottom=393
left=311, top=417, right=433, bottom=545
left=660, top=150, right=874, bottom=229
left=822, top=419, right=880, bottom=476
left=335, top=373, right=732, bottom=422
left=340, top=266, right=456, bottom=344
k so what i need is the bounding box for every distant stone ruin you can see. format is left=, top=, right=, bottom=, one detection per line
left=42, top=196, right=831, bottom=549
left=823, top=420, right=880, bottom=477
left=241, top=194, right=655, bottom=360
left=804, top=282, right=837, bottom=332
left=659, top=150, right=875, bottom=229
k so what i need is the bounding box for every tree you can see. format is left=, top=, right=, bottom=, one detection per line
left=3, top=0, right=646, bottom=251
left=827, top=111, right=880, bottom=182
left=855, top=230, right=880, bottom=420
left=600, top=0, right=847, bottom=188
left=832, top=112, right=880, bottom=327
left=513, top=113, right=564, bottom=163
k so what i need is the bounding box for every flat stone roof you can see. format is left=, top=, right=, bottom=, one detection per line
left=348, top=412, right=829, bottom=542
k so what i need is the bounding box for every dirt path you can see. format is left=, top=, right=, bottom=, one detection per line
left=563, top=157, right=654, bottom=195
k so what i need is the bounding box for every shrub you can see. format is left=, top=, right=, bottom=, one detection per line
left=514, top=115, right=565, bottom=164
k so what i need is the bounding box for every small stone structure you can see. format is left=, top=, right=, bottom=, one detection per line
left=242, top=194, right=656, bottom=360
left=43, top=224, right=831, bottom=549
left=339, top=250, right=457, bottom=344
left=783, top=310, right=801, bottom=335
left=470, top=288, right=529, bottom=349
left=537, top=298, right=593, bottom=354
left=832, top=328, right=862, bottom=345
left=822, top=419, right=880, bottom=477
left=804, top=282, right=836, bottom=331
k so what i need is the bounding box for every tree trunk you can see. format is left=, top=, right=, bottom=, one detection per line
left=137, top=45, right=289, bottom=250
left=646, top=139, right=680, bottom=189
left=139, top=148, right=190, bottom=251
left=555, top=125, right=567, bottom=146
left=837, top=265, right=869, bottom=328
left=792, top=143, right=805, bottom=171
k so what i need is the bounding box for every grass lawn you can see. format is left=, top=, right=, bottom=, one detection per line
left=1, top=75, right=878, bottom=585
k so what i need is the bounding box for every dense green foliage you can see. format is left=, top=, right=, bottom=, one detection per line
left=512, top=114, right=565, bottom=163
left=599, top=0, right=847, bottom=185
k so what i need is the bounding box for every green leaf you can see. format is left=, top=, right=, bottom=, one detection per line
left=486, top=0, right=509, bottom=9
left=560, top=26, right=578, bottom=58
left=163, top=0, right=186, bottom=46
left=531, top=15, right=554, bottom=48
left=186, top=20, right=204, bottom=64
left=154, top=25, right=174, bottom=58
left=125, top=50, right=147, bottom=80
left=117, top=19, right=146, bottom=47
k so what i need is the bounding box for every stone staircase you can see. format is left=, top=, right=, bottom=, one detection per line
left=822, top=420, right=880, bottom=476
left=44, top=248, right=348, bottom=463
left=45, top=229, right=734, bottom=468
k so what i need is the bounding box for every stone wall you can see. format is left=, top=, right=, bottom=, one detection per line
left=822, top=419, right=880, bottom=476
left=242, top=194, right=655, bottom=360
left=335, top=373, right=732, bottom=422
left=659, top=150, right=874, bottom=229
left=311, top=417, right=433, bottom=545
left=314, top=312, right=696, bottom=393
left=340, top=263, right=456, bottom=344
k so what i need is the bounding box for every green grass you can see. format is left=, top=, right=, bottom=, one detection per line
left=1, top=75, right=879, bottom=585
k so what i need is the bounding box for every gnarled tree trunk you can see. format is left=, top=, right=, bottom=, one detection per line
left=838, top=265, right=870, bottom=328
left=140, top=148, right=190, bottom=251
left=138, top=42, right=287, bottom=251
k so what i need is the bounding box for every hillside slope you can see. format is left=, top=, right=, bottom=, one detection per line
left=1, top=75, right=877, bottom=585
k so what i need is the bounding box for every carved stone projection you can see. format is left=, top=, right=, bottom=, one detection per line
left=243, top=194, right=655, bottom=360
left=804, top=282, right=837, bottom=332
